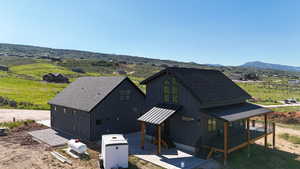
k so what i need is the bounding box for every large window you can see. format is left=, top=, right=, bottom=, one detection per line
left=208, top=118, right=217, bottom=132
left=163, top=80, right=170, bottom=102
left=172, top=77, right=179, bottom=103
left=163, top=77, right=179, bottom=103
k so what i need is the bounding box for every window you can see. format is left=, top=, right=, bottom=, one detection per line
left=96, top=120, right=102, bottom=125
left=208, top=118, right=217, bottom=132
left=172, top=77, right=179, bottom=103
left=163, top=77, right=179, bottom=103
left=120, top=90, right=131, bottom=101
left=163, top=80, right=170, bottom=102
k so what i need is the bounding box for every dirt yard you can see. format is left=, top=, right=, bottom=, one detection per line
left=0, top=123, right=163, bottom=169
left=0, top=123, right=99, bottom=169
left=256, top=125, right=300, bottom=155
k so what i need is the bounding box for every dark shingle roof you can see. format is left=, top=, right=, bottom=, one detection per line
left=138, top=104, right=181, bottom=125
left=49, top=76, right=128, bottom=111
left=141, top=67, right=251, bottom=108
left=202, top=102, right=272, bottom=122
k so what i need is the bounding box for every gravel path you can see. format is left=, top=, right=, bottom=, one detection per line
left=0, top=109, right=50, bottom=122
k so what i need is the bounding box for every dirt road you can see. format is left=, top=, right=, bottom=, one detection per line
left=0, top=109, right=50, bottom=122
left=258, top=103, right=300, bottom=108
left=256, top=125, right=300, bottom=155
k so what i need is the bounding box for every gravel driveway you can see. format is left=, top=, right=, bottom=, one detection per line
left=0, top=109, right=50, bottom=122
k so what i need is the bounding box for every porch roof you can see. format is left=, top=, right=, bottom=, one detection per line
left=203, top=102, right=272, bottom=122
left=138, top=104, right=181, bottom=125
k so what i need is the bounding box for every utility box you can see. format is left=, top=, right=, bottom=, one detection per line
left=101, top=134, right=128, bottom=169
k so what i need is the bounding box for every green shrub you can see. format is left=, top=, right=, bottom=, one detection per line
left=0, top=120, right=35, bottom=129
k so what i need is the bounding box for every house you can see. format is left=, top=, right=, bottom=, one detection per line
left=43, top=73, right=69, bottom=83
left=0, top=65, right=9, bottom=71
left=48, top=76, right=145, bottom=141
left=288, top=79, right=300, bottom=85
left=138, top=67, right=275, bottom=164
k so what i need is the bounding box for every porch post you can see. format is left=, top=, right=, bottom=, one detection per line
left=246, top=118, right=250, bottom=157
left=157, top=125, right=161, bottom=155
left=272, top=122, right=276, bottom=149
left=224, top=121, right=228, bottom=165
left=264, top=114, right=268, bottom=148
left=251, top=120, right=255, bottom=127
left=141, top=121, right=145, bottom=149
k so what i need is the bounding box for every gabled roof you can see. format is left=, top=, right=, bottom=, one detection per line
left=138, top=104, right=181, bottom=125
left=202, top=102, right=272, bottom=122
left=49, top=76, right=144, bottom=112
left=141, top=67, right=251, bottom=108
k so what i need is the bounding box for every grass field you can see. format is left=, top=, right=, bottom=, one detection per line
left=1, top=62, right=300, bottom=110
left=0, top=62, right=146, bottom=109
left=223, top=144, right=300, bottom=169
left=237, top=81, right=300, bottom=105
left=10, top=63, right=79, bottom=80
left=0, top=76, right=67, bottom=109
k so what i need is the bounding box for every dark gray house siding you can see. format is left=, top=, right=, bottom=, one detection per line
left=50, top=105, right=91, bottom=140
left=90, top=79, right=145, bottom=140
left=144, top=73, right=237, bottom=151
left=49, top=77, right=145, bottom=141
left=145, top=74, right=204, bottom=148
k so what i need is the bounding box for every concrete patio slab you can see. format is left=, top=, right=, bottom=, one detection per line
left=125, top=132, right=209, bottom=169
left=36, top=120, right=51, bottom=127
left=28, top=128, right=71, bottom=147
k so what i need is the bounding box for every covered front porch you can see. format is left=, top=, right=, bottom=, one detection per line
left=203, top=102, right=275, bottom=165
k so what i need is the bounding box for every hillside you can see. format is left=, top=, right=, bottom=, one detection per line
left=242, top=61, right=300, bottom=72
left=2, top=43, right=300, bottom=79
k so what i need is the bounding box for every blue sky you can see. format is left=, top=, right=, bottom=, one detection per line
left=1, top=0, right=300, bottom=66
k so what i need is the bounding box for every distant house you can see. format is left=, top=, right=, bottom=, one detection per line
left=288, top=80, right=300, bottom=85
left=0, top=65, right=8, bottom=71
left=72, top=68, right=85, bottom=73
left=43, top=73, right=69, bottom=83
left=48, top=76, right=145, bottom=141
left=138, top=67, right=274, bottom=164
left=117, top=70, right=127, bottom=75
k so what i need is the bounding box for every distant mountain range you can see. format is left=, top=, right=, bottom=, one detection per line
left=241, top=61, right=300, bottom=72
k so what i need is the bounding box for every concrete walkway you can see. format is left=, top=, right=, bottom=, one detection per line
left=125, top=132, right=211, bottom=169
left=28, top=128, right=70, bottom=147
left=0, top=109, right=50, bottom=122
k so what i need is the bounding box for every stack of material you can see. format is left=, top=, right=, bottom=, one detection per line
left=51, top=151, right=72, bottom=165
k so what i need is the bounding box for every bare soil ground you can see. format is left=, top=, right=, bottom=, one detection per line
left=256, top=125, right=300, bottom=156
left=0, top=123, right=164, bottom=169
left=0, top=123, right=99, bottom=169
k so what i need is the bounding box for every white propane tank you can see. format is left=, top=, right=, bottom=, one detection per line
left=68, top=139, right=87, bottom=154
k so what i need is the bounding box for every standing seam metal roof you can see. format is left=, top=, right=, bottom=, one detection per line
left=138, top=104, right=181, bottom=125
left=202, top=102, right=272, bottom=122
